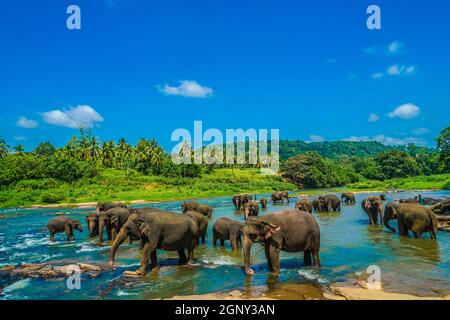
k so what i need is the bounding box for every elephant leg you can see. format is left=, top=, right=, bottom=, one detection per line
left=150, top=250, right=159, bottom=274
left=213, top=231, right=218, bottom=247
left=397, top=217, right=409, bottom=237
left=49, top=232, right=55, bottom=242
left=267, top=245, right=280, bottom=274
left=312, top=249, right=321, bottom=268
left=126, top=242, right=151, bottom=276
left=178, top=249, right=187, bottom=265
left=303, top=250, right=312, bottom=266
left=187, top=243, right=195, bottom=263
left=237, top=236, right=242, bottom=249
left=264, top=244, right=273, bottom=271
left=230, top=238, right=237, bottom=251
left=220, top=239, right=225, bottom=247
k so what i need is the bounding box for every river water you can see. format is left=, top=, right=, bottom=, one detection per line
left=0, top=191, right=449, bottom=300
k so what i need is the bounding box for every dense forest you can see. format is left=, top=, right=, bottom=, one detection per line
left=0, top=126, right=449, bottom=204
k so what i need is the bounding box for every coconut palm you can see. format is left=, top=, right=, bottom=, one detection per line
left=0, top=137, right=9, bottom=158
left=12, top=144, right=25, bottom=156
left=101, top=141, right=116, bottom=167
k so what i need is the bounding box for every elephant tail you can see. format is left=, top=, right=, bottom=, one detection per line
left=427, top=210, right=438, bottom=238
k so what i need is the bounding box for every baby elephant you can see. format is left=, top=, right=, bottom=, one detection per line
left=259, top=198, right=268, bottom=209
left=213, top=217, right=244, bottom=250
left=295, top=198, right=313, bottom=213
left=243, top=201, right=259, bottom=219
left=47, top=216, right=83, bottom=242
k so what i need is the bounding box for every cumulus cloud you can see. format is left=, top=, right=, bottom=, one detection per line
left=158, top=80, right=213, bottom=98
left=386, top=41, right=404, bottom=55
left=343, top=134, right=425, bottom=146
left=16, top=117, right=38, bottom=129
left=41, top=105, right=104, bottom=129
left=368, top=113, right=380, bottom=123
left=307, top=134, right=325, bottom=143
left=13, top=135, right=27, bottom=141
left=388, top=103, right=420, bottom=120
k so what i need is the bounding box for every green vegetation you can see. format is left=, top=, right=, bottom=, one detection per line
left=0, top=168, right=295, bottom=208
left=0, top=125, right=448, bottom=209
left=346, top=174, right=450, bottom=191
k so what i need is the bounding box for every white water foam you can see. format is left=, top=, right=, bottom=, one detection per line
left=298, top=269, right=329, bottom=284
left=202, top=256, right=236, bottom=268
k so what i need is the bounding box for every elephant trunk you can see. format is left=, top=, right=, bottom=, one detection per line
left=243, top=235, right=254, bottom=276
left=378, top=204, right=384, bottom=225
left=109, top=227, right=128, bottom=270
left=383, top=215, right=396, bottom=233
left=88, top=221, right=96, bottom=238
left=98, top=220, right=105, bottom=244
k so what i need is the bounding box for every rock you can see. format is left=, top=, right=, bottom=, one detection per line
left=55, top=212, right=70, bottom=215
left=228, top=290, right=243, bottom=297
left=0, top=263, right=107, bottom=280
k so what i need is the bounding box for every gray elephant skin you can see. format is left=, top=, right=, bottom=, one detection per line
left=384, top=202, right=438, bottom=239
left=109, top=210, right=198, bottom=276
left=213, top=217, right=244, bottom=251
left=243, top=209, right=321, bottom=276
left=47, top=216, right=83, bottom=242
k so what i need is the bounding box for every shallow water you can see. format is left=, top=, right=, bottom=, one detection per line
left=0, top=191, right=449, bottom=300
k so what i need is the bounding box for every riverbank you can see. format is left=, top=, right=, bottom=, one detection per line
left=0, top=169, right=448, bottom=210
left=163, top=282, right=450, bottom=300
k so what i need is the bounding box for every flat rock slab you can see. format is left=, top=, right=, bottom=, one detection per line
left=0, top=263, right=108, bottom=280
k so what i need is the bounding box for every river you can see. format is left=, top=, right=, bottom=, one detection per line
left=0, top=190, right=449, bottom=299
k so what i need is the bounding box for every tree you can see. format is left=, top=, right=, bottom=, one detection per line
left=374, top=151, right=420, bottom=180
left=0, top=137, right=9, bottom=158
left=12, top=144, right=25, bottom=156
left=101, top=141, right=116, bottom=167
left=436, top=126, right=450, bottom=173
left=34, top=142, right=56, bottom=156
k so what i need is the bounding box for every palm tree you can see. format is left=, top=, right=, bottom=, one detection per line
left=12, top=144, right=25, bottom=156
left=0, top=137, right=9, bottom=158
left=101, top=141, right=116, bottom=167
left=117, top=138, right=133, bottom=169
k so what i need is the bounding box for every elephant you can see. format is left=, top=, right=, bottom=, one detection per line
left=312, top=198, right=321, bottom=212
left=181, top=201, right=213, bottom=218
left=341, top=193, right=356, bottom=205
left=420, top=196, right=442, bottom=206
left=232, top=194, right=253, bottom=210
left=85, top=212, right=99, bottom=238
left=295, top=198, right=313, bottom=213
left=184, top=211, right=209, bottom=244
left=271, top=191, right=290, bottom=204
left=47, top=216, right=83, bottom=242
left=317, top=195, right=341, bottom=212
left=361, top=196, right=384, bottom=224
left=98, top=207, right=134, bottom=244
left=383, top=202, right=438, bottom=239
left=259, top=198, right=268, bottom=209
left=212, top=217, right=244, bottom=251
left=400, top=197, right=419, bottom=204
left=243, top=209, right=321, bottom=276
left=243, top=201, right=260, bottom=220
left=96, top=202, right=127, bottom=212
left=109, top=211, right=198, bottom=276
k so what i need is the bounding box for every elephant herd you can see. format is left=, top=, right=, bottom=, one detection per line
left=45, top=191, right=443, bottom=278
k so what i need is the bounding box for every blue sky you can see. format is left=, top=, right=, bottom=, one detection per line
left=0, top=0, right=449, bottom=150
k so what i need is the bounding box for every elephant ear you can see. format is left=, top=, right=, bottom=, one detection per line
left=138, top=219, right=149, bottom=237
left=261, top=221, right=280, bottom=239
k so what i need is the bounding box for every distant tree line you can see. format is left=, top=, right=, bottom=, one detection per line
left=0, top=126, right=449, bottom=189
left=281, top=126, right=450, bottom=188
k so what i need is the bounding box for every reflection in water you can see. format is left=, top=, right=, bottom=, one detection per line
left=0, top=190, right=449, bottom=299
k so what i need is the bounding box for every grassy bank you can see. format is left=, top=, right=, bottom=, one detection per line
left=345, top=174, right=450, bottom=191
left=0, top=168, right=296, bottom=208
left=1, top=169, right=448, bottom=209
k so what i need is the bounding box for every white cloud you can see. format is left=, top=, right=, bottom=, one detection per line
left=307, top=134, right=325, bottom=143
left=343, top=134, right=425, bottom=146
left=412, top=127, right=429, bottom=135
left=388, top=103, right=420, bottom=120
left=16, top=117, right=38, bottom=129
left=386, top=41, right=404, bottom=55
left=41, top=105, right=104, bottom=129
left=371, top=72, right=384, bottom=79
left=158, top=80, right=213, bottom=98
left=387, top=64, right=415, bottom=76
left=368, top=113, right=380, bottom=123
